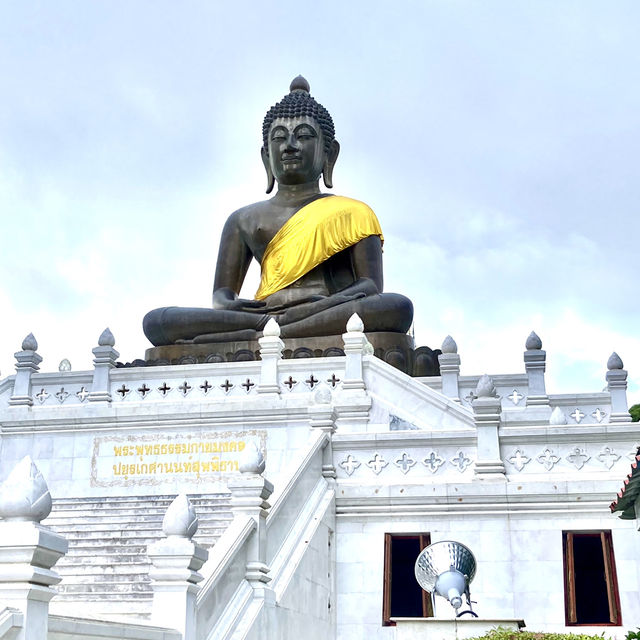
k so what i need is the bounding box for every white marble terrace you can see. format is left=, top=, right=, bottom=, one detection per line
left=0, top=316, right=638, bottom=640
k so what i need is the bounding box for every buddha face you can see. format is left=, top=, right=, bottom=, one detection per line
left=267, top=116, right=325, bottom=186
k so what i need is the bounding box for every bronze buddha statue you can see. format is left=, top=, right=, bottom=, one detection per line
left=143, top=76, right=413, bottom=347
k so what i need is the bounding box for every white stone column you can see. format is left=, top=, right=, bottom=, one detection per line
left=309, top=388, right=337, bottom=482
left=257, top=318, right=283, bottom=396
left=606, top=352, right=632, bottom=423
left=342, top=313, right=367, bottom=391
left=472, top=375, right=506, bottom=479
left=438, top=335, right=460, bottom=402
left=524, top=331, right=549, bottom=407
left=88, top=328, right=119, bottom=403
left=0, top=457, right=68, bottom=640
left=148, top=494, right=208, bottom=640
left=227, top=443, right=274, bottom=594
left=334, top=314, right=372, bottom=428
left=9, top=334, right=42, bottom=407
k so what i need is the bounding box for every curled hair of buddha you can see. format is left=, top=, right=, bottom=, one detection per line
left=262, top=76, right=335, bottom=153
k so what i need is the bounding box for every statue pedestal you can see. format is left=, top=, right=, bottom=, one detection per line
left=391, top=618, right=525, bottom=640
left=142, top=332, right=441, bottom=377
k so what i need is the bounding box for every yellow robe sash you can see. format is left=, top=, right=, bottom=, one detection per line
left=255, top=195, right=383, bottom=300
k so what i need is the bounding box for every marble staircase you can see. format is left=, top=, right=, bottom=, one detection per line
left=43, top=493, right=231, bottom=615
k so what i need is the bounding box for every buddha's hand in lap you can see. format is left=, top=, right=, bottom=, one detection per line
left=279, top=292, right=366, bottom=325
left=212, top=288, right=267, bottom=314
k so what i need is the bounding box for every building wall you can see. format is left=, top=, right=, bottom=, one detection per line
left=336, top=511, right=640, bottom=639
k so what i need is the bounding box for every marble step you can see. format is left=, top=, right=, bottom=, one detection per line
left=44, top=493, right=232, bottom=608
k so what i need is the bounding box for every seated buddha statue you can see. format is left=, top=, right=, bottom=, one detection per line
left=143, top=76, right=413, bottom=347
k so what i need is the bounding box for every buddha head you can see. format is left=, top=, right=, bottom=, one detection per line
left=261, top=76, right=340, bottom=193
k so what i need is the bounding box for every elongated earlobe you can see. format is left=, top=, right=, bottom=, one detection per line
left=322, top=139, right=340, bottom=189
left=261, top=147, right=275, bottom=193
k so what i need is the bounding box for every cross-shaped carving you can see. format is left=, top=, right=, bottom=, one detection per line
left=55, top=387, right=69, bottom=403
left=366, top=453, right=388, bottom=475
left=241, top=378, right=255, bottom=392
left=117, top=384, right=130, bottom=398
left=220, top=379, right=233, bottom=393
left=463, top=390, right=476, bottom=404
left=591, top=408, right=606, bottom=423
left=570, top=408, right=585, bottom=423
left=283, top=376, right=297, bottom=390
left=35, top=388, right=49, bottom=404
left=508, top=449, right=530, bottom=472
left=157, top=382, right=171, bottom=396
left=394, top=452, right=416, bottom=474
left=76, top=386, right=89, bottom=402
left=597, top=446, right=620, bottom=470
left=178, top=381, right=192, bottom=396
left=450, top=451, right=472, bottom=473
left=566, top=447, right=590, bottom=470
left=423, top=451, right=445, bottom=473
left=137, top=383, right=151, bottom=398
left=326, top=374, right=340, bottom=388
left=305, top=375, right=319, bottom=388
left=508, top=389, right=524, bottom=405
left=536, top=448, right=560, bottom=471
left=339, top=455, right=360, bottom=476
left=200, top=380, right=212, bottom=394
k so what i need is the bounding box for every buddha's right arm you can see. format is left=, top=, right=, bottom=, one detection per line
left=212, top=214, right=265, bottom=311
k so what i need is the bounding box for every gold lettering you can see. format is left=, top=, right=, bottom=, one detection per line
left=136, top=446, right=144, bottom=456
left=238, top=441, right=246, bottom=451
left=114, top=446, right=123, bottom=456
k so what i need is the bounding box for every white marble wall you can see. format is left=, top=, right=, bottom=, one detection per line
left=335, top=512, right=640, bottom=639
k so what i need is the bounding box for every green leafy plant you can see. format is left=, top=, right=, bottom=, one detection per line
left=629, top=404, right=640, bottom=423
left=468, top=628, right=609, bottom=640
left=625, top=628, right=640, bottom=640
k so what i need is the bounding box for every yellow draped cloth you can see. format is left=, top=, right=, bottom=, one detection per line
left=255, top=195, right=384, bottom=300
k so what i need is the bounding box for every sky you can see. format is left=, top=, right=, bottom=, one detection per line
left=1, top=1, right=639, bottom=400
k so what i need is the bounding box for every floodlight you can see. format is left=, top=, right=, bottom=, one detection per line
left=414, top=540, right=477, bottom=616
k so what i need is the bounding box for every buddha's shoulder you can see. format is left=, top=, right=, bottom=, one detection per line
left=225, top=200, right=273, bottom=228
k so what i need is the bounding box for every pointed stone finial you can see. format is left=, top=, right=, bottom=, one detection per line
left=525, top=331, right=542, bottom=350
left=162, top=494, right=198, bottom=539
left=290, top=75, right=310, bottom=93
left=346, top=313, right=364, bottom=333
left=441, top=335, right=458, bottom=354
left=475, top=374, right=497, bottom=398
left=239, top=441, right=266, bottom=475
left=549, top=406, right=567, bottom=425
left=314, top=387, right=332, bottom=405
left=607, top=352, right=623, bottom=370
left=0, top=456, right=52, bottom=522
left=22, top=333, right=38, bottom=351
left=58, top=358, right=71, bottom=372
left=263, top=317, right=281, bottom=337
left=98, top=327, right=115, bottom=347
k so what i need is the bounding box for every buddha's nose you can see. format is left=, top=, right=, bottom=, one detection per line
left=286, top=133, right=299, bottom=150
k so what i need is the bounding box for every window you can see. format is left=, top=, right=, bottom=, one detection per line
left=382, top=533, right=433, bottom=626
left=563, top=531, right=621, bottom=625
